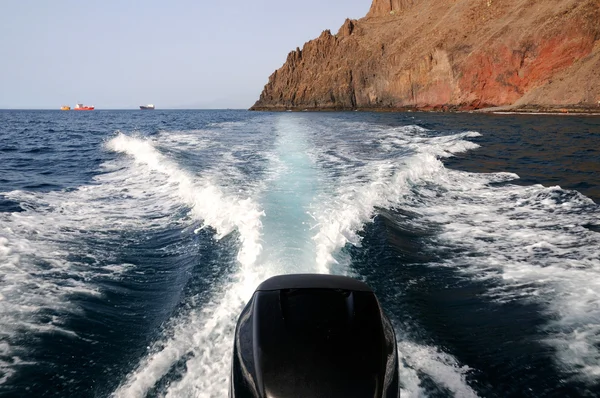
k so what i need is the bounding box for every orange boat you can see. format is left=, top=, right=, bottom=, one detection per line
left=73, top=103, right=95, bottom=111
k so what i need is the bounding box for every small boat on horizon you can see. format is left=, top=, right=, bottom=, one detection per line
left=74, top=103, right=95, bottom=111
left=140, top=104, right=155, bottom=110
left=61, top=105, right=71, bottom=111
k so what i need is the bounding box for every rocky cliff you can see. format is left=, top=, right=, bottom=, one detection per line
left=252, top=0, right=600, bottom=112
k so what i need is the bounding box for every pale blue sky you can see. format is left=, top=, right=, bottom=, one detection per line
left=0, top=1, right=371, bottom=109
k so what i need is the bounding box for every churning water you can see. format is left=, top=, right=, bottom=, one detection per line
left=0, top=110, right=599, bottom=397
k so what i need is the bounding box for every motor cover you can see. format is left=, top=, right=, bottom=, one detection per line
left=230, top=274, right=399, bottom=398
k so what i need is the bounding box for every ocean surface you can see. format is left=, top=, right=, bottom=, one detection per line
left=0, top=109, right=599, bottom=397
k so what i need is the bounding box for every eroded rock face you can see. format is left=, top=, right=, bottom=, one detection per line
left=367, top=0, right=417, bottom=17
left=252, top=0, right=600, bottom=111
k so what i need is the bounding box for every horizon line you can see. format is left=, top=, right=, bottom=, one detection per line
left=0, top=108, right=250, bottom=111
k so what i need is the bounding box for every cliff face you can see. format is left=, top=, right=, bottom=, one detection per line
left=367, top=0, right=417, bottom=17
left=252, top=0, right=600, bottom=111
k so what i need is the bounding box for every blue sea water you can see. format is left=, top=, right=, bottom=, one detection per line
left=0, top=109, right=599, bottom=397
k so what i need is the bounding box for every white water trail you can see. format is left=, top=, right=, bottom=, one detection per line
left=415, top=170, right=600, bottom=382
left=312, top=128, right=481, bottom=274
left=107, top=133, right=264, bottom=268
left=0, top=130, right=204, bottom=382
left=398, top=341, right=477, bottom=398
left=308, top=124, right=481, bottom=396
left=136, top=117, right=325, bottom=398
left=113, top=122, right=483, bottom=398
left=111, top=114, right=319, bottom=396
left=161, top=117, right=324, bottom=397
left=107, top=132, right=266, bottom=398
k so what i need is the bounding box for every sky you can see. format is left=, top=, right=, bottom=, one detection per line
left=0, top=1, right=371, bottom=109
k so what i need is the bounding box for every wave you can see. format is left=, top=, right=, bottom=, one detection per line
left=0, top=172, right=167, bottom=385
left=303, top=117, right=598, bottom=389
left=113, top=116, right=326, bottom=397
left=302, top=123, right=484, bottom=396
left=412, top=169, right=600, bottom=382
left=106, top=133, right=264, bottom=268
left=8, top=115, right=595, bottom=395
left=309, top=125, right=481, bottom=273
left=398, top=340, right=478, bottom=398
left=333, top=121, right=600, bottom=385
left=0, top=129, right=266, bottom=389
left=109, top=132, right=267, bottom=398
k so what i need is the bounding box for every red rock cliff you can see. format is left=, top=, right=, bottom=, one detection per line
left=252, top=0, right=600, bottom=111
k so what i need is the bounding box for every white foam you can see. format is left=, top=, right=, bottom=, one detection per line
left=319, top=124, right=600, bottom=383
left=2, top=119, right=490, bottom=395
left=106, top=133, right=264, bottom=268
left=112, top=115, right=324, bottom=397
left=112, top=121, right=484, bottom=397
left=301, top=124, right=484, bottom=395
left=0, top=128, right=266, bottom=387
left=310, top=126, right=480, bottom=273
left=111, top=273, right=264, bottom=398
left=0, top=204, right=106, bottom=376
left=0, top=132, right=193, bottom=375
left=398, top=341, right=478, bottom=398
left=109, top=131, right=269, bottom=398
left=105, top=118, right=600, bottom=394
left=405, top=166, right=600, bottom=382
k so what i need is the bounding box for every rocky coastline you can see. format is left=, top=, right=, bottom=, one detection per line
left=252, top=0, right=600, bottom=114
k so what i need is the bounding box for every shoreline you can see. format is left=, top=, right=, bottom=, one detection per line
left=249, top=105, right=600, bottom=116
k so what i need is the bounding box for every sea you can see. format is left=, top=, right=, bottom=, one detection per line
left=0, top=109, right=599, bottom=398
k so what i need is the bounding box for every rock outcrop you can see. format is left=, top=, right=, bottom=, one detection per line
left=252, top=0, right=600, bottom=112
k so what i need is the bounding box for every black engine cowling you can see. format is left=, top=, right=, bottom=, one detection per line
left=230, top=274, right=399, bottom=398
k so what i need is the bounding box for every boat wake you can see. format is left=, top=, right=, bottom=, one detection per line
left=112, top=117, right=481, bottom=398
left=2, top=112, right=598, bottom=397
left=411, top=169, right=600, bottom=381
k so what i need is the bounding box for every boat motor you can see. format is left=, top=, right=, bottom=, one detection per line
left=230, top=274, right=399, bottom=398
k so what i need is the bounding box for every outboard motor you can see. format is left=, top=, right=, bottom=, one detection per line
left=230, top=274, right=399, bottom=398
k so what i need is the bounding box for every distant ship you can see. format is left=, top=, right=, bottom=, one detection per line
left=140, top=104, right=155, bottom=110
left=61, top=105, right=71, bottom=111
left=73, top=103, right=95, bottom=111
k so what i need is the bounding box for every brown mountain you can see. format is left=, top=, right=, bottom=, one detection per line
left=251, top=0, right=600, bottom=112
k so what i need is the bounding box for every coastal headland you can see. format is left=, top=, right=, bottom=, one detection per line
left=251, top=0, right=600, bottom=113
